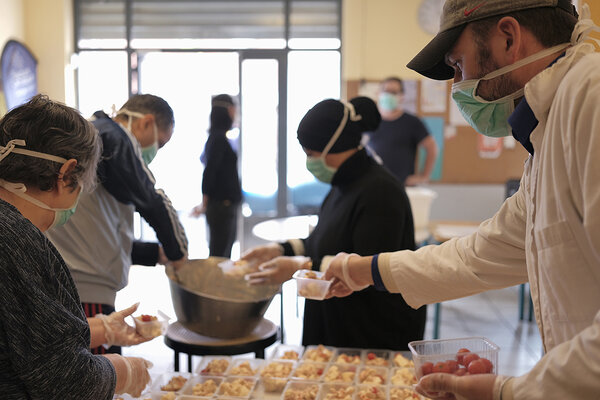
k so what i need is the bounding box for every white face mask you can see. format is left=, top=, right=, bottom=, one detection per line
left=0, top=139, right=81, bottom=229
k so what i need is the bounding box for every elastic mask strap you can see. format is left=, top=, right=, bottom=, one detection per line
left=0, top=178, right=56, bottom=211
left=571, top=3, right=600, bottom=47
left=453, top=43, right=571, bottom=92
left=321, top=102, right=363, bottom=157
left=0, top=139, right=67, bottom=164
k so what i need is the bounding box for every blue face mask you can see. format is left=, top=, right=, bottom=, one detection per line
left=451, top=43, right=569, bottom=137
left=378, top=92, right=399, bottom=113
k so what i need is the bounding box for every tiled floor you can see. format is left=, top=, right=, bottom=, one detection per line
left=117, top=220, right=543, bottom=380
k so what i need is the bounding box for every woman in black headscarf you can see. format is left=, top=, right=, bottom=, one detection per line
left=191, top=94, right=242, bottom=258
left=244, top=97, right=426, bottom=350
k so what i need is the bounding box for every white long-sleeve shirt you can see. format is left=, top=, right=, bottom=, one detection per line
left=378, top=42, right=600, bottom=399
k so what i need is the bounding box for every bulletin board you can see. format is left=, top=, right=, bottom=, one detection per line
left=347, top=79, right=528, bottom=184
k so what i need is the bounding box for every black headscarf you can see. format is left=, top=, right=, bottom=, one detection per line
left=297, top=96, right=381, bottom=153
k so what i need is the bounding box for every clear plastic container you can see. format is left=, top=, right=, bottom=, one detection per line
left=228, top=358, right=264, bottom=377
left=133, top=312, right=169, bottom=339
left=291, top=361, right=328, bottom=382
left=270, top=343, right=305, bottom=361
left=302, top=345, right=336, bottom=363
left=195, top=356, right=232, bottom=376
left=408, top=336, right=500, bottom=379
left=322, top=364, right=358, bottom=385
left=217, top=376, right=258, bottom=398
left=260, top=360, right=295, bottom=393
left=318, top=383, right=355, bottom=400
left=281, top=380, right=321, bottom=400
left=389, top=367, right=417, bottom=387
left=151, top=371, right=192, bottom=394
left=333, top=348, right=362, bottom=365
left=293, top=269, right=333, bottom=300
left=362, top=349, right=391, bottom=367
left=180, top=375, right=224, bottom=397
left=388, top=385, right=425, bottom=400
left=356, top=366, right=389, bottom=386
left=353, top=384, right=388, bottom=400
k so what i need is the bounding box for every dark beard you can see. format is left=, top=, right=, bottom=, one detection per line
left=475, top=44, right=522, bottom=101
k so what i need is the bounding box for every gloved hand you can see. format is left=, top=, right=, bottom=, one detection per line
left=241, top=243, right=284, bottom=266
left=324, top=252, right=370, bottom=298
left=105, top=354, right=152, bottom=397
left=95, top=303, right=150, bottom=347
left=246, top=256, right=311, bottom=285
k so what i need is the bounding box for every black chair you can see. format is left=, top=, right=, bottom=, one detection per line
left=506, top=179, right=534, bottom=322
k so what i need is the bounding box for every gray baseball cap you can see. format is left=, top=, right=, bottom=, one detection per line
left=407, top=0, right=578, bottom=80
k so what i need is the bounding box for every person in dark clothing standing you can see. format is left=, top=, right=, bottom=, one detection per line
left=191, top=94, right=242, bottom=258
left=244, top=97, right=426, bottom=350
left=365, top=77, right=438, bottom=186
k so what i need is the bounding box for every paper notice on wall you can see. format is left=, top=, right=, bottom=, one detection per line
left=420, top=80, right=447, bottom=113
left=477, top=135, right=502, bottom=158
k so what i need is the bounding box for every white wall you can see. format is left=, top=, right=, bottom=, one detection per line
left=427, top=184, right=506, bottom=223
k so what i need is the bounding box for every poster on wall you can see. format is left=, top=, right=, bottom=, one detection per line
left=1, top=40, right=38, bottom=113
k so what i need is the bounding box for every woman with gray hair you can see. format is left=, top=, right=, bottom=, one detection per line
left=0, top=95, right=151, bottom=399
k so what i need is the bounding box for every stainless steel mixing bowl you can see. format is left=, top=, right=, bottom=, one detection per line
left=166, top=257, right=280, bottom=339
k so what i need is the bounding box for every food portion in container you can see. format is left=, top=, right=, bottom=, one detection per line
left=363, top=350, right=390, bottom=367
left=270, top=344, right=304, bottom=361
left=218, top=377, right=256, bottom=397
left=320, top=383, right=355, bottom=400
left=323, top=365, right=357, bottom=384
left=133, top=314, right=165, bottom=338
left=228, top=359, right=263, bottom=376
left=355, top=385, right=387, bottom=400
left=292, top=361, right=326, bottom=381
left=358, top=366, right=388, bottom=385
left=159, top=375, right=188, bottom=391
left=389, top=386, right=424, bottom=400
left=282, top=381, right=320, bottom=400
left=303, top=344, right=335, bottom=363
left=392, top=353, right=414, bottom=368
left=192, top=378, right=220, bottom=397
left=218, top=259, right=258, bottom=278
left=196, top=356, right=231, bottom=375
left=390, top=368, right=417, bottom=386
left=260, top=360, right=295, bottom=392
left=293, top=269, right=333, bottom=300
left=335, top=348, right=362, bottom=365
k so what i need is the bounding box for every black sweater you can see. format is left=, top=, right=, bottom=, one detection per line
left=284, top=149, right=426, bottom=350
left=202, top=130, right=242, bottom=203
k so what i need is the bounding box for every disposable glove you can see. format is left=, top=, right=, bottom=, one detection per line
left=246, top=256, right=311, bottom=285
left=241, top=243, right=284, bottom=266
left=95, top=303, right=149, bottom=347
left=105, top=354, right=152, bottom=397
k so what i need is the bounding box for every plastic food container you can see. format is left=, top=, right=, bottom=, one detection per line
left=281, top=380, right=321, bottom=400
left=388, top=385, right=425, bottom=400
left=357, top=366, right=389, bottom=386
left=133, top=311, right=169, bottom=339
left=333, top=348, right=362, bottom=365
left=354, top=384, right=388, bottom=400
left=270, top=343, right=305, bottom=361
left=318, top=383, right=355, bottom=400
left=389, top=367, right=417, bottom=386
left=260, top=360, right=296, bottom=393
left=362, top=349, right=391, bottom=367
left=195, top=356, right=232, bottom=376
left=151, top=371, right=192, bottom=394
left=408, top=336, right=500, bottom=379
left=217, top=376, right=258, bottom=398
left=391, top=352, right=414, bottom=368
left=180, top=375, right=224, bottom=397
left=322, top=364, right=358, bottom=384
left=228, top=358, right=264, bottom=377
left=302, top=345, right=336, bottom=363
left=292, top=269, right=333, bottom=300
left=291, top=361, right=328, bottom=382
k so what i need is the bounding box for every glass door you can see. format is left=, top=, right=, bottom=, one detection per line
left=238, top=51, right=287, bottom=249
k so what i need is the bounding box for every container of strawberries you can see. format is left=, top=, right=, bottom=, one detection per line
left=408, top=336, right=499, bottom=380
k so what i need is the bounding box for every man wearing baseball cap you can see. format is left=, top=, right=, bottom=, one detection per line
left=323, top=1, right=600, bottom=399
